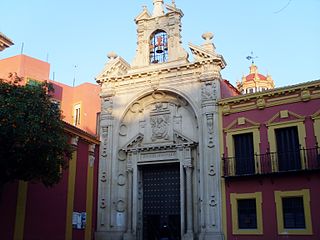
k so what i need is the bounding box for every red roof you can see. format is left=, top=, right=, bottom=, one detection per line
left=245, top=73, right=267, bottom=81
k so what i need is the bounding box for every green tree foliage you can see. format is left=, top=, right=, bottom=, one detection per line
left=0, top=75, right=71, bottom=187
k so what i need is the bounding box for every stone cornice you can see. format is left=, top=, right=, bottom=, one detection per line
left=0, top=32, right=14, bottom=51
left=63, top=121, right=100, bottom=145
left=97, top=58, right=224, bottom=84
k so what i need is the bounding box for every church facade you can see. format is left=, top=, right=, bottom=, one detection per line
left=95, top=1, right=237, bottom=239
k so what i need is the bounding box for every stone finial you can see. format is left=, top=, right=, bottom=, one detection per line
left=152, top=0, right=165, bottom=17
left=107, top=51, right=118, bottom=60
left=202, top=32, right=214, bottom=43
left=201, top=32, right=216, bottom=53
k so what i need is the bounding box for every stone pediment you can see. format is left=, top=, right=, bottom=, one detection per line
left=189, top=43, right=217, bottom=61
left=96, top=56, right=130, bottom=80
left=123, top=133, right=144, bottom=150
left=173, top=131, right=195, bottom=145
left=135, top=7, right=151, bottom=22
left=224, top=117, right=260, bottom=132
left=266, top=110, right=304, bottom=126
left=122, top=131, right=196, bottom=151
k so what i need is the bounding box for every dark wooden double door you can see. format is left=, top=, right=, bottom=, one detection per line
left=141, top=163, right=181, bottom=240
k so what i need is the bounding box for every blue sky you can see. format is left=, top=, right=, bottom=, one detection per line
left=1, top=0, right=319, bottom=88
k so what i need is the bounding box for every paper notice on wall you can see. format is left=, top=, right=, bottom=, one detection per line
left=116, top=212, right=124, bottom=227
left=72, top=212, right=87, bottom=229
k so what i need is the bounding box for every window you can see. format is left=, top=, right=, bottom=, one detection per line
left=230, top=192, right=263, bottom=235
left=274, top=189, right=312, bottom=235
left=275, top=126, right=301, bottom=171
left=238, top=199, right=257, bottom=229
left=282, top=197, right=305, bottom=229
left=73, top=103, right=81, bottom=126
left=267, top=116, right=306, bottom=172
left=233, top=133, right=255, bottom=175
left=225, top=120, right=261, bottom=176
left=96, top=112, right=101, bottom=136
left=149, top=30, right=168, bottom=64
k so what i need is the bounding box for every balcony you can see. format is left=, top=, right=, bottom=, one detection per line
left=223, top=147, right=320, bottom=178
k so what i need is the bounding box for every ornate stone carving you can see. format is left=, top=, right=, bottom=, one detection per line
left=206, top=114, right=215, bottom=148
left=117, top=174, right=126, bottom=186
left=118, top=149, right=127, bottom=161
left=201, top=82, right=214, bottom=102
left=152, top=90, right=166, bottom=100
left=256, top=98, right=266, bottom=109
left=208, top=164, right=215, bottom=176
left=116, top=200, right=126, bottom=212
left=150, top=102, right=171, bottom=141
left=130, top=101, right=143, bottom=113
left=209, top=195, right=217, bottom=207
left=100, top=198, right=106, bottom=209
left=101, top=171, right=107, bottom=182
left=119, top=123, right=128, bottom=136
left=102, top=97, right=113, bottom=115
left=71, top=136, right=79, bottom=147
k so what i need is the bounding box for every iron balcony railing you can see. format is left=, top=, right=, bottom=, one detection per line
left=223, top=147, right=320, bottom=177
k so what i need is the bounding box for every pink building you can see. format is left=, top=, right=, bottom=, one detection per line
left=219, top=80, right=320, bottom=239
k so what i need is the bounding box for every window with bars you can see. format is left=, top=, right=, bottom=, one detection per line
left=282, top=197, right=306, bottom=229
left=237, top=199, right=257, bottom=229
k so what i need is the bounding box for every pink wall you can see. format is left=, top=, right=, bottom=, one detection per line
left=225, top=174, right=320, bottom=240
left=0, top=182, right=18, bottom=240
left=23, top=172, right=68, bottom=240
left=72, top=140, right=89, bottom=240
left=222, top=98, right=320, bottom=156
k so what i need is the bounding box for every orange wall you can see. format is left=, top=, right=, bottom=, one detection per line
left=0, top=54, right=101, bottom=136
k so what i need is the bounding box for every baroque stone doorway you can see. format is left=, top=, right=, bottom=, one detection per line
left=141, top=163, right=181, bottom=240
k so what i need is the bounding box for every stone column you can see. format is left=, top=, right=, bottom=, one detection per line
left=183, top=148, right=194, bottom=240
left=124, top=154, right=134, bottom=240
left=185, top=166, right=193, bottom=234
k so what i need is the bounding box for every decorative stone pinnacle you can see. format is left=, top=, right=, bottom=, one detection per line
left=107, top=51, right=118, bottom=60
left=152, top=0, right=164, bottom=17
left=202, top=32, right=214, bottom=42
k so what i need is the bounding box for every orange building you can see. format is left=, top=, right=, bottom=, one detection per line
left=0, top=54, right=101, bottom=135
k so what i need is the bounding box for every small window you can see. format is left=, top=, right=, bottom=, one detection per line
left=96, top=112, right=101, bottom=136
left=238, top=199, right=257, bottom=229
left=282, top=197, right=305, bottom=229
left=73, top=104, right=81, bottom=126
left=249, top=88, right=254, bottom=93
left=274, top=189, right=312, bottom=235
left=230, top=192, right=263, bottom=235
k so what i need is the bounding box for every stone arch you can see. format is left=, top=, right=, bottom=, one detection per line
left=117, top=89, right=199, bottom=149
